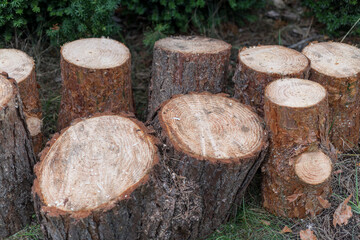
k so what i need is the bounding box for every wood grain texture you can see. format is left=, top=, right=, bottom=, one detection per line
left=233, top=45, right=310, bottom=116
left=57, top=38, right=134, bottom=130
left=0, top=73, right=36, bottom=238
left=261, top=78, right=336, bottom=218
left=0, top=49, right=43, bottom=155
left=148, top=92, right=268, bottom=239
left=147, top=36, right=231, bottom=120
left=302, top=42, right=360, bottom=152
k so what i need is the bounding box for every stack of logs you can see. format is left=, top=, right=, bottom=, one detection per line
left=1, top=36, right=360, bottom=239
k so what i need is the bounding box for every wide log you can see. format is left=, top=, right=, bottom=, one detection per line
left=57, top=38, right=134, bottom=130
left=302, top=41, right=360, bottom=152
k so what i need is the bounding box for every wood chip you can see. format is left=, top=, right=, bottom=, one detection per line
left=280, top=225, right=292, bottom=233
left=317, top=196, right=331, bottom=209
left=260, top=220, right=271, bottom=226
left=286, top=192, right=303, bottom=203
left=300, top=229, right=317, bottom=240
left=333, top=194, right=353, bottom=227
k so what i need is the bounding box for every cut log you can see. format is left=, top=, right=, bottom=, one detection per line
left=57, top=38, right=134, bottom=130
left=0, top=49, right=43, bottom=155
left=0, top=73, right=36, bottom=238
left=233, top=45, right=310, bottom=116
left=148, top=92, right=268, bottom=239
left=261, top=78, right=336, bottom=218
left=302, top=42, right=360, bottom=152
left=33, top=113, right=159, bottom=240
left=147, top=36, right=231, bottom=120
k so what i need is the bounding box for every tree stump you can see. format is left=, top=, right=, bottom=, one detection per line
left=33, top=113, right=160, bottom=240
left=57, top=38, right=134, bottom=130
left=0, top=49, right=43, bottom=155
left=261, top=78, right=336, bottom=218
left=233, top=45, right=310, bottom=116
left=0, top=73, right=36, bottom=238
left=147, top=36, right=231, bottom=120
left=148, top=92, right=268, bottom=239
left=302, top=42, right=360, bottom=152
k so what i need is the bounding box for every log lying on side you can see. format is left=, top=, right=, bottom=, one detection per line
left=233, top=45, right=310, bottom=116
left=33, top=114, right=159, bottom=240
left=302, top=42, right=360, bottom=152
left=261, top=78, right=336, bottom=218
left=147, top=36, right=231, bottom=120
left=57, top=38, right=135, bottom=130
left=0, top=49, right=43, bottom=155
left=148, top=92, right=268, bottom=239
left=0, top=73, right=36, bottom=238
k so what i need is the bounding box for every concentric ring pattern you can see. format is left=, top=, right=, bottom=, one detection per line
left=40, top=115, right=156, bottom=212
left=240, top=45, right=309, bottom=75
left=61, top=38, right=130, bottom=69
left=0, top=49, right=34, bottom=83
left=160, top=94, right=264, bottom=160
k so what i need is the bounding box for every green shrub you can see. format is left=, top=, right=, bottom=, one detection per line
left=303, top=0, right=360, bottom=36
left=121, top=0, right=266, bottom=45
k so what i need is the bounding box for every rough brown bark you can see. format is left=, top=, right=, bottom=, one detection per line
left=148, top=92, right=268, bottom=239
left=0, top=73, right=37, bottom=238
left=261, top=78, right=336, bottom=218
left=0, top=49, right=43, bottom=156
left=57, top=38, right=135, bottom=130
left=302, top=42, right=360, bottom=152
left=233, top=45, right=310, bottom=116
left=33, top=113, right=161, bottom=240
left=147, top=36, right=231, bottom=120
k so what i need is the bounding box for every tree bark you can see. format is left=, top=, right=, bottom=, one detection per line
left=0, top=73, right=37, bottom=238
left=147, top=36, right=231, bottom=120
left=0, top=49, right=43, bottom=156
left=233, top=45, right=310, bottom=116
left=261, top=78, right=336, bottom=218
left=148, top=92, right=268, bottom=239
left=57, top=38, right=135, bottom=130
left=302, top=42, right=360, bottom=152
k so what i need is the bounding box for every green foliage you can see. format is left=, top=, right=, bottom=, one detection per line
left=0, top=0, right=121, bottom=44
left=303, top=0, right=360, bottom=36
left=121, top=0, right=265, bottom=45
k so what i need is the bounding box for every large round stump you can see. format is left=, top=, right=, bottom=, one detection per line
left=57, top=38, right=134, bottom=130
left=261, top=78, right=335, bottom=218
left=0, top=49, right=43, bottom=155
left=233, top=45, right=310, bottom=115
left=33, top=114, right=159, bottom=240
left=0, top=73, right=36, bottom=238
left=148, top=92, right=268, bottom=239
left=147, top=36, right=231, bottom=120
left=302, top=42, right=360, bottom=152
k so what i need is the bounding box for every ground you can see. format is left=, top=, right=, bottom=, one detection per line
left=6, top=2, right=360, bottom=240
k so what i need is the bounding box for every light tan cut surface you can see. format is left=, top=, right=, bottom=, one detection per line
left=40, top=115, right=156, bottom=212
left=26, top=116, right=42, bottom=136
left=160, top=94, right=264, bottom=160
left=61, top=38, right=130, bottom=69
left=240, top=45, right=309, bottom=75
left=295, top=151, right=332, bottom=185
left=265, top=78, right=326, bottom=108
left=156, top=36, right=231, bottom=54
left=0, top=75, right=13, bottom=109
left=303, top=42, right=360, bottom=78
left=0, top=49, right=34, bottom=83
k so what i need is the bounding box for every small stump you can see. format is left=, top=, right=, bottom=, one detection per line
left=33, top=114, right=159, bottom=240
left=148, top=36, right=231, bottom=120
left=233, top=45, right=310, bottom=115
left=302, top=41, right=360, bottom=152
left=262, top=78, right=335, bottom=218
left=58, top=38, right=134, bottom=130
left=148, top=92, right=268, bottom=239
left=0, top=73, right=36, bottom=238
left=0, top=49, right=42, bottom=155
